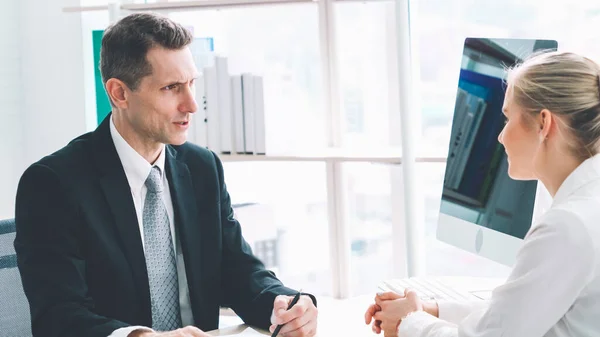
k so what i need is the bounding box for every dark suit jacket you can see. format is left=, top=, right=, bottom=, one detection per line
left=14, top=115, right=313, bottom=337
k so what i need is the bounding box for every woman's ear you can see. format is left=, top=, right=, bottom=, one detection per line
left=539, top=109, right=553, bottom=142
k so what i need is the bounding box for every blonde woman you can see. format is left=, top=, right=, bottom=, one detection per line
left=365, top=51, right=600, bottom=337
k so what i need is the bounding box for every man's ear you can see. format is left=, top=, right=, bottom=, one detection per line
left=105, top=78, right=130, bottom=109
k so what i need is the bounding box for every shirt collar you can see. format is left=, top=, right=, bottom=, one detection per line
left=553, top=153, right=600, bottom=205
left=109, top=115, right=166, bottom=192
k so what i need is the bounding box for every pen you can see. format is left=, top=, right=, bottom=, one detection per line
left=271, top=289, right=303, bottom=337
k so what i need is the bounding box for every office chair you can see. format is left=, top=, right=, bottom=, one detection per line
left=0, top=218, right=32, bottom=336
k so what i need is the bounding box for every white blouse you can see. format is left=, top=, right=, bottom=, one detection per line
left=399, top=154, right=600, bottom=337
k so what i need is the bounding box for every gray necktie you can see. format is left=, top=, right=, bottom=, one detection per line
left=143, top=166, right=182, bottom=331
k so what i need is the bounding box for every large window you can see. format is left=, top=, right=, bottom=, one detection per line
left=343, top=163, right=393, bottom=296
left=336, top=1, right=397, bottom=149
left=335, top=0, right=401, bottom=296
left=224, top=162, right=332, bottom=296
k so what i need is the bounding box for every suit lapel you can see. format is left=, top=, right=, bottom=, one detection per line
left=165, top=146, right=213, bottom=326
left=92, top=115, right=152, bottom=323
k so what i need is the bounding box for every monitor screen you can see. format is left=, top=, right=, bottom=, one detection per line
left=439, top=37, right=557, bottom=243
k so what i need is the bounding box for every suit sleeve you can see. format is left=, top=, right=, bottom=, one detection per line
left=211, top=153, right=316, bottom=330
left=14, top=163, right=130, bottom=337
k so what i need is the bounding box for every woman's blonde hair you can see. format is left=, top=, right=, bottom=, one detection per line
left=507, top=51, right=600, bottom=160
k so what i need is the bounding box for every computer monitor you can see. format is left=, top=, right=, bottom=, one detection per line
left=436, top=37, right=558, bottom=267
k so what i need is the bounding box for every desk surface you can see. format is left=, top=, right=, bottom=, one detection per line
left=208, top=295, right=375, bottom=336
left=208, top=325, right=268, bottom=336
left=207, top=277, right=504, bottom=336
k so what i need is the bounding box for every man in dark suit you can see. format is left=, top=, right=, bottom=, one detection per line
left=14, top=12, right=317, bottom=337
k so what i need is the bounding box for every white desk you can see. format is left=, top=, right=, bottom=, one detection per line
left=207, top=277, right=505, bottom=336
left=208, top=325, right=269, bottom=336
left=208, top=295, right=374, bottom=336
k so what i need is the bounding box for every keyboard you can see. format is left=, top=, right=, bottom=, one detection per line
left=379, top=277, right=485, bottom=302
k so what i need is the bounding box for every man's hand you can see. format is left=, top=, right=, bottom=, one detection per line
left=269, top=295, right=318, bottom=337
left=129, top=326, right=211, bottom=337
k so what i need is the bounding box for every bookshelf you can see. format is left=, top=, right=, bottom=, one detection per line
left=63, top=0, right=312, bottom=13
left=218, top=148, right=445, bottom=164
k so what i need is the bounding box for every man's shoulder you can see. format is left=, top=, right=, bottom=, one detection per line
left=30, top=131, right=94, bottom=177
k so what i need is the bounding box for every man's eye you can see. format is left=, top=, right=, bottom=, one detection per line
left=164, top=84, right=178, bottom=91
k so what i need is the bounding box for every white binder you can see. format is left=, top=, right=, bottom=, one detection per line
left=241, top=74, right=255, bottom=154
left=253, top=76, right=266, bottom=155
left=192, top=74, right=208, bottom=148
left=231, top=75, right=246, bottom=154
left=203, top=66, right=221, bottom=153
left=215, top=56, right=233, bottom=154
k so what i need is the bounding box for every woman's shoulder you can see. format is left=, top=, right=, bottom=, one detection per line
left=549, top=196, right=600, bottom=229
left=532, top=200, right=600, bottom=254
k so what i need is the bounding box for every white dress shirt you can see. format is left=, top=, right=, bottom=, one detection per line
left=399, top=153, right=600, bottom=337
left=108, top=117, right=194, bottom=337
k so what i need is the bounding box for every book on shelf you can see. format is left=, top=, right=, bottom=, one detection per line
left=203, top=65, right=221, bottom=153
left=231, top=75, right=246, bottom=154
left=253, top=76, right=266, bottom=155
left=215, top=56, right=234, bottom=154
left=192, top=74, right=207, bottom=148
left=241, top=73, right=256, bottom=154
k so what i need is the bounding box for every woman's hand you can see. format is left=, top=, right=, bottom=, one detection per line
left=364, top=291, right=403, bottom=334
left=374, top=289, right=424, bottom=337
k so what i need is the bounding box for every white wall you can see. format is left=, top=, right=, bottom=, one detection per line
left=0, top=0, right=87, bottom=218
left=0, top=0, right=24, bottom=218
left=20, top=0, right=87, bottom=166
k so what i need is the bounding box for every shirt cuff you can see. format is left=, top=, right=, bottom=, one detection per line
left=108, top=326, right=154, bottom=337
left=438, top=300, right=489, bottom=325
left=399, top=310, right=459, bottom=337
left=398, top=311, right=440, bottom=336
